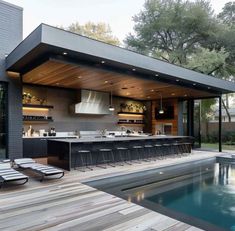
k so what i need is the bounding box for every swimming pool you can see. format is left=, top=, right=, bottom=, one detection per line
left=86, top=158, right=235, bottom=231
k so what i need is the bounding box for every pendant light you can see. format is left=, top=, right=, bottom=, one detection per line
left=158, top=93, right=164, bottom=114
left=109, top=83, right=115, bottom=111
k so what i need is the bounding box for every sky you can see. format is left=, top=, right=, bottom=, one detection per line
left=5, top=0, right=232, bottom=41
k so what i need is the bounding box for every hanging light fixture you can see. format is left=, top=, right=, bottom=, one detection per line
left=109, top=83, right=115, bottom=111
left=158, top=92, right=164, bottom=114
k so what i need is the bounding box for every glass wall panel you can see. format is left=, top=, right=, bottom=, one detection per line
left=0, top=82, right=7, bottom=159
left=221, top=94, right=235, bottom=151
left=200, top=98, right=219, bottom=151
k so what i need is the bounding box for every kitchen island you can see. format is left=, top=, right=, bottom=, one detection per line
left=48, top=136, right=193, bottom=170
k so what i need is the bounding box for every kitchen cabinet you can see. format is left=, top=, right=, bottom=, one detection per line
left=23, top=138, right=47, bottom=158
left=23, top=137, right=76, bottom=158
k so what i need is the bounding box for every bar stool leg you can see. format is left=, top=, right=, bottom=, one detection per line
left=86, top=151, right=93, bottom=170
left=142, top=148, right=151, bottom=162
left=96, top=151, right=107, bottom=169
left=125, top=149, right=132, bottom=165
left=135, top=149, right=142, bottom=163
left=78, top=152, right=86, bottom=172
left=130, top=147, right=142, bottom=164
left=108, top=150, right=116, bottom=167
left=116, top=150, right=124, bottom=166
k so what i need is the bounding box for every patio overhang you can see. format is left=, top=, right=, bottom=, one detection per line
left=5, top=24, right=235, bottom=100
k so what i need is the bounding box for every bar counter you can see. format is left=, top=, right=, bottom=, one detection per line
left=48, top=136, right=193, bottom=170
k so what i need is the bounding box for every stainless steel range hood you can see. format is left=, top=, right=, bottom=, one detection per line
left=70, top=89, right=111, bottom=115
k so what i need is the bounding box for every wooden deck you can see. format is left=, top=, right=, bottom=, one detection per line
left=0, top=150, right=224, bottom=231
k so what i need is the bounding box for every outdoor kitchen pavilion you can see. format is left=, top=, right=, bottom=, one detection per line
left=5, top=24, right=235, bottom=152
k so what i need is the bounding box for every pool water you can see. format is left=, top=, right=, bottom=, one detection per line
left=146, top=164, right=235, bottom=230
left=86, top=160, right=235, bottom=231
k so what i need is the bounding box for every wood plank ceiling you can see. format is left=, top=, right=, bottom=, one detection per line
left=23, top=60, right=216, bottom=100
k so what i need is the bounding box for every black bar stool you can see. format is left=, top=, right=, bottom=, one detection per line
left=162, top=143, right=172, bottom=158
left=115, top=147, right=132, bottom=165
left=144, top=144, right=154, bottom=161
left=182, top=142, right=192, bottom=155
left=76, top=149, right=93, bottom=172
left=96, top=148, right=115, bottom=168
left=131, top=145, right=143, bottom=163
left=172, top=142, right=182, bottom=158
left=154, top=144, right=163, bottom=159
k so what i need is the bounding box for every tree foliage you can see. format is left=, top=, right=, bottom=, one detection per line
left=125, top=0, right=235, bottom=120
left=185, top=47, right=229, bottom=75
left=218, top=1, right=235, bottom=26
left=61, top=22, right=120, bottom=46
left=125, top=0, right=218, bottom=64
left=125, top=0, right=235, bottom=79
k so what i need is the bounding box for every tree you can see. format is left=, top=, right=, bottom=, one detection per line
left=125, top=0, right=235, bottom=122
left=185, top=47, right=229, bottom=76
left=215, top=3, right=235, bottom=76
left=216, top=2, right=235, bottom=109
left=61, top=22, right=120, bottom=46
left=125, top=0, right=218, bottom=65
left=218, top=1, right=235, bottom=26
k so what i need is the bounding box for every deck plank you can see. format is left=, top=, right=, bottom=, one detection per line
left=0, top=150, right=220, bottom=231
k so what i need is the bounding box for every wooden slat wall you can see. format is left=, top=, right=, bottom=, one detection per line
left=152, top=99, right=178, bottom=135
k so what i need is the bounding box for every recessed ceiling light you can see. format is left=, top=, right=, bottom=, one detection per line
left=171, top=93, right=175, bottom=96
left=126, top=92, right=130, bottom=96
left=208, top=87, right=211, bottom=89
left=105, top=81, right=108, bottom=84
left=193, top=83, right=197, bottom=86
left=132, top=68, right=136, bottom=71
left=77, top=76, right=82, bottom=79
left=184, top=94, right=187, bottom=97
left=176, top=79, right=180, bottom=82
left=56, top=82, right=60, bottom=85
left=63, top=52, right=67, bottom=55
left=155, top=74, right=159, bottom=77
left=147, top=96, right=151, bottom=99
left=150, top=89, right=154, bottom=92
left=101, top=60, right=105, bottom=64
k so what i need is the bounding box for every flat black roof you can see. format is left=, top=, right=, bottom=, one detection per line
left=6, top=23, right=235, bottom=94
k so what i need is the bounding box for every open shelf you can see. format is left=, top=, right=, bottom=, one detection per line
left=118, top=122, right=144, bottom=125
left=118, top=112, right=144, bottom=115
left=23, top=118, right=53, bottom=122
left=23, top=104, right=54, bottom=109
left=23, top=115, right=53, bottom=122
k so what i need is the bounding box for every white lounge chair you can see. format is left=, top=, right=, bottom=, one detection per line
left=0, top=160, right=28, bottom=188
left=14, top=158, right=64, bottom=182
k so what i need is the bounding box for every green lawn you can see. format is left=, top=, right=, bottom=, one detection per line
left=201, top=143, right=235, bottom=151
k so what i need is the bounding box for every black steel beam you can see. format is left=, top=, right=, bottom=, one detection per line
left=219, top=96, right=222, bottom=152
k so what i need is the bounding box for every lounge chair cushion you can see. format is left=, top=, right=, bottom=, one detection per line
left=14, top=158, right=36, bottom=165
left=0, top=163, right=28, bottom=183
left=0, top=162, right=11, bottom=170
left=30, top=164, right=63, bottom=175
left=14, top=159, right=64, bottom=179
